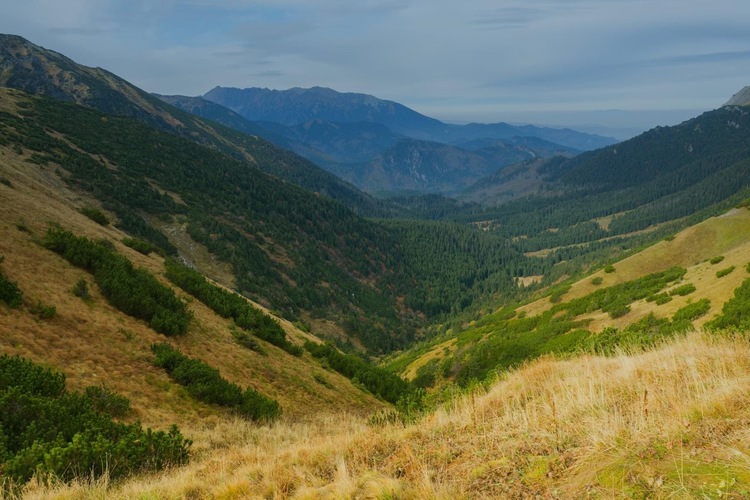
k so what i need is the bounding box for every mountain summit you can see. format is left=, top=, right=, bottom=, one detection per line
left=725, top=85, right=750, bottom=106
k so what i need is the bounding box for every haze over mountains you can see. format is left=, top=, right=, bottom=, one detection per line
left=157, top=86, right=613, bottom=195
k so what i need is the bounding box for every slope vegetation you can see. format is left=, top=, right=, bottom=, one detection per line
left=0, top=132, right=386, bottom=431
left=17, top=332, right=750, bottom=498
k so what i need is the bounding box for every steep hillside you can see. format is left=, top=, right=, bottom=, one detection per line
left=0, top=34, right=381, bottom=214
left=19, top=332, right=750, bottom=498
left=0, top=133, right=387, bottom=430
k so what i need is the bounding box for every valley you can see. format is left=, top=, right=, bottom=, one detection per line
left=2, top=32, right=750, bottom=498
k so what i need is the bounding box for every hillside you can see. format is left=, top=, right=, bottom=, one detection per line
left=0, top=128, right=387, bottom=429
left=17, top=332, right=750, bottom=498
left=0, top=34, right=382, bottom=214
left=393, top=206, right=750, bottom=388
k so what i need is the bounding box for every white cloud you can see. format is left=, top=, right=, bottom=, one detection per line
left=1, top=0, right=748, bottom=129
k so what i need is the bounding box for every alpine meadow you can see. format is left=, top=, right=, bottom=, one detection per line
left=2, top=20, right=750, bottom=499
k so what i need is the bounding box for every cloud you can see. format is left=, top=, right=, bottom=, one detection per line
left=1, top=0, right=748, bottom=129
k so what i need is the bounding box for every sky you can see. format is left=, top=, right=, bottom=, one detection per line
left=2, top=0, right=749, bottom=137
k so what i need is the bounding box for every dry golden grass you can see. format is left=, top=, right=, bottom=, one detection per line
left=0, top=133, right=386, bottom=434
left=14, top=331, right=750, bottom=498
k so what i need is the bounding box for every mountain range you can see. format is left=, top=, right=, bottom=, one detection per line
left=3, top=32, right=750, bottom=496
left=156, top=86, right=613, bottom=195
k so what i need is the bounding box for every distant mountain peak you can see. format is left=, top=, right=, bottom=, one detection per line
left=725, top=86, right=750, bottom=106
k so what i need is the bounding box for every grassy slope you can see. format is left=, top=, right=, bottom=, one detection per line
left=18, top=332, right=750, bottom=498
left=394, top=207, right=750, bottom=380
left=0, top=136, right=386, bottom=432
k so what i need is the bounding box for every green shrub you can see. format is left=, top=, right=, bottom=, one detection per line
left=122, top=237, right=160, bottom=256
left=151, top=343, right=280, bottom=422
left=591, top=277, right=603, bottom=286
left=0, top=354, right=189, bottom=484
left=231, top=328, right=266, bottom=355
left=707, top=279, right=750, bottom=331
left=84, top=385, right=132, bottom=418
left=608, top=303, right=631, bottom=319
left=716, top=266, right=736, bottom=278
left=0, top=259, right=23, bottom=308
left=72, top=278, right=90, bottom=299
left=79, top=207, right=110, bottom=226
left=670, top=283, right=696, bottom=296
left=43, top=228, right=190, bottom=335
left=29, top=300, right=56, bottom=319
left=604, top=265, right=616, bottom=273
left=304, top=341, right=412, bottom=405
left=672, top=299, right=711, bottom=322
left=709, top=255, right=725, bottom=265
left=164, top=258, right=300, bottom=355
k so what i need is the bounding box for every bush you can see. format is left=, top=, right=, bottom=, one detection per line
left=709, top=255, right=725, bottom=265
left=591, top=277, right=603, bottom=286
left=151, top=343, right=280, bottom=422
left=29, top=300, right=56, bottom=319
left=79, top=207, right=110, bottom=226
left=122, top=237, right=161, bottom=255
left=604, top=265, right=616, bottom=273
left=672, top=299, right=711, bottom=322
left=0, top=259, right=23, bottom=308
left=72, top=278, right=90, bottom=299
left=707, top=279, right=750, bottom=331
left=164, top=259, right=301, bottom=355
left=716, top=266, right=736, bottom=278
left=43, top=228, right=190, bottom=335
left=304, top=341, right=412, bottom=405
left=608, top=303, right=631, bottom=319
left=670, top=283, right=696, bottom=296
left=84, top=385, right=132, bottom=418
left=0, top=354, right=190, bottom=484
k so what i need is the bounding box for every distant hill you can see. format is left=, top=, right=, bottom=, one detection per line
left=204, top=86, right=616, bottom=151
left=193, top=86, right=612, bottom=195
left=0, top=34, right=382, bottom=215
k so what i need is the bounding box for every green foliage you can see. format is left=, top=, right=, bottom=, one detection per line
left=0, top=354, right=189, bottom=484
left=591, top=276, right=603, bottom=286
left=585, top=313, right=686, bottom=355
left=670, top=283, right=696, bottom=296
left=0, top=257, right=23, bottom=308
left=303, top=341, right=412, bottom=405
left=672, top=299, right=711, bottom=322
left=122, top=237, right=161, bottom=255
left=707, top=279, right=750, bottom=331
left=549, top=283, right=572, bottom=303
left=608, top=303, right=630, bottom=319
left=646, top=292, right=673, bottom=305
left=29, top=300, right=56, bottom=319
left=716, top=266, right=736, bottom=278
left=709, top=255, right=725, bottom=265
left=151, top=343, right=280, bottom=421
left=164, top=259, right=301, bottom=356
left=231, top=327, right=266, bottom=355
left=43, top=228, right=190, bottom=335
left=79, top=206, right=109, bottom=226
left=83, top=385, right=132, bottom=418
left=72, top=278, right=90, bottom=299
left=604, top=265, right=616, bottom=274
left=445, top=267, right=687, bottom=385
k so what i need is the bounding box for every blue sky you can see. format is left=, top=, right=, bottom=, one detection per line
left=2, top=0, right=749, bottom=136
